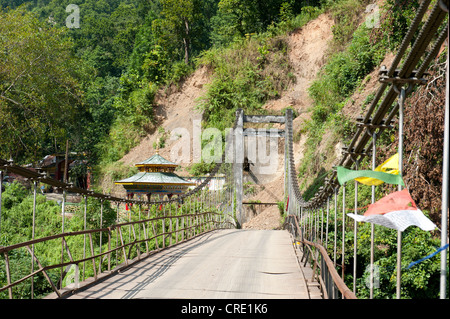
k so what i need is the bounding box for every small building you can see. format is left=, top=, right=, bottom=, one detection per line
left=38, top=154, right=74, bottom=182
left=115, top=152, right=196, bottom=201
left=37, top=153, right=90, bottom=190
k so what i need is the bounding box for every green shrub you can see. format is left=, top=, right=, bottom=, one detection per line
left=277, top=201, right=285, bottom=216
left=166, top=60, right=194, bottom=86
left=1, top=181, right=28, bottom=210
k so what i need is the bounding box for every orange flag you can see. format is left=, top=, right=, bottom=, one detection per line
left=365, top=189, right=416, bottom=216
left=347, top=189, right=436, bottom=231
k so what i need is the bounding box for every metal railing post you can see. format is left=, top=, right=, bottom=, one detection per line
left=116, top=202, right=120, bottom=268
left=0, top=170, right=2, bottom=239
left=396, top=86, right=406, bottom=299
left=370, top=130, right=377, bottom=299
left=31, top=179, right=37, bottom=299
left=321, top=206, right=324, bottom=244
left=83, top=196, right=87, bottom=281
left=353, top=160, right=359, bottom=294
left=325, top=196, right=330, bottom=251
left=334, top=187, right=338, bottom=267
left=98, top=199, right=103, bottom=274
left=341, top=184, right=346, bottom=284
left=60, top=188, right=66, bottom=287
left=440, top=13, right=449, bottom=298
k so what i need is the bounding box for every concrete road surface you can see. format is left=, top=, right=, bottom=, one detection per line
left=66, top=229, right=311, bottom=299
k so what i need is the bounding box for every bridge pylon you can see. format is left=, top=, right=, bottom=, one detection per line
left=232, top=109, right=287, bottom=226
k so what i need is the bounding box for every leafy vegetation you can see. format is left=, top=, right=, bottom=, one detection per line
left=315, top=179, right=446, bottom=299
left=0, top=7, right=89, bottom=162
left=0, top=0, right=323, bottom=182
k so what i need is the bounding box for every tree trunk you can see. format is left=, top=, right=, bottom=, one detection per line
left=183, top=19, right=190, bottom=65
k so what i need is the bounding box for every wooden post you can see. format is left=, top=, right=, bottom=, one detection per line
left=64, top=139, right=69, bottom=183
left=88, top=233, right=97, bottom=280
left=3, top=252, right=12, bottom=299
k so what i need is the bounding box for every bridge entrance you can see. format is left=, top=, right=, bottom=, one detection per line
left=232, top=109, right=287, bottom=226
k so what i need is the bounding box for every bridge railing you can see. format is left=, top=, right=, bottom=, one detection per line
left=0, top=89, right=239, bottom=299
left=0, top=207, right=231, bottom=299
left=0, top=152, right=235, bottom=299
left=283, top=214, right=356, bottom=299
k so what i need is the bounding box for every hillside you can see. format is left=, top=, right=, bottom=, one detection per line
left=99, top=13, right=332, bottom=221
left=104, top=7, right=391, bottom=229
left=1, top=0, right=445, bottom=231
left=243, top=13, right=335, bottom=229
left=100, top=65, right=211, bottom=196
left=105, top=0, right=446, bottom=232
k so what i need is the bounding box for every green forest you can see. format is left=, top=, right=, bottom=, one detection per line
left=0, top=0, right=319, bottom=171
left=0, top=0, right=448, bottom=299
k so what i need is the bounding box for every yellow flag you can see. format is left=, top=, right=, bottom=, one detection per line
left=355, top=154, right=399, bottom=186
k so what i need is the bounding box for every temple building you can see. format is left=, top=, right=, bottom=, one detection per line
left=115, top=152, right=196, bottom=201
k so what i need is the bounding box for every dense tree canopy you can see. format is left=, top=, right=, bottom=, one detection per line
left=0, top=0, right=311, bottom=166
left=0, top=7, right=88, bottom=162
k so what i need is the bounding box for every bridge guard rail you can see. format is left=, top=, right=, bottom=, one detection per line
left=0, top=103, right=238, bottom=299
left=0, top=211, right=232, bottom=299
left=283, top=214, right=357, bottom=299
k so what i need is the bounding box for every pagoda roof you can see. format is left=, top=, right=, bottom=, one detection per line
left=115, top=171, right=195, bottom=186
left=135, top=153, right=178, bottom=167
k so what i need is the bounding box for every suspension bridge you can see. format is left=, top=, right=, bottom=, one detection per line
left=0, top=0, right=448, bottom=300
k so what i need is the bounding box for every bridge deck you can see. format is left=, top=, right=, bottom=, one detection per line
left=64, top=229, right=315, bottom=299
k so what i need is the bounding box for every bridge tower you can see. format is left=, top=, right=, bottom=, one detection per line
left=233, top=108, right=288, bottom=226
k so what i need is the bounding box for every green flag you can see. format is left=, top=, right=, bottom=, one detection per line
left=336, top=166, right=404, bottom=186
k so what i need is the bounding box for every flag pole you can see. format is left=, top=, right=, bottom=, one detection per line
left=342, top=184, right=346, bottom=285
left=370, top=131, right=377, bottom=299
left=353, top=160, right=359, bottom=294
left=439, top=17, right=449, bottom=299
left=396, top=86, right=406, bottom=299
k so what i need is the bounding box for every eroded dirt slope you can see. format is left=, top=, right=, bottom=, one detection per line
left=244, top=13, right=335, bottom=229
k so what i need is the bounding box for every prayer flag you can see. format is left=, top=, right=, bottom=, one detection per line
left=347, top=189, right=436, bottom=231
left=337, top=154, right=404, bottom=186
left=337, top=167, right=404, bottom=186
left=356, top=153, right=400, bottom=185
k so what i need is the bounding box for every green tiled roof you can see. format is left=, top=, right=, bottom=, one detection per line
left=135, top=154, right=177, bottom=166
left=115, top=171, right=195, bottom=185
